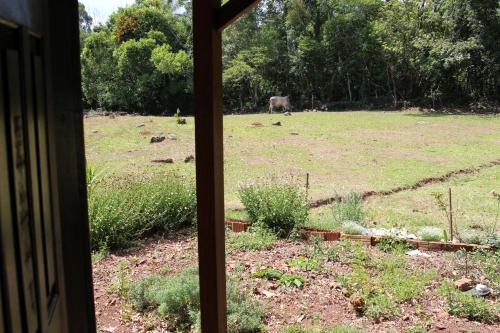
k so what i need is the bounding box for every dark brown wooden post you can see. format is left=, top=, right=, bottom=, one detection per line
left=193, top=0, right=261, bottom=331
left=193, top=0, right=227, bottom=332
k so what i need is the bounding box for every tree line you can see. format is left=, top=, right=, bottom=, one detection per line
left=80, top=0, right=500, bottom=114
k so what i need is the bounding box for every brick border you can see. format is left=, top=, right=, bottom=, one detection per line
left=224, top=220, right=495, bottom=252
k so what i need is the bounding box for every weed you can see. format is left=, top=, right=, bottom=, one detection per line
left=226, top=227, right=276, bottom=253
left=174, top=108, right=186, bottom=124
left=239, top=180, right=309, bottom=238
left=288, top=256, right=320, bottom=271
left=110, top=260, right=131, bottom=298
left=251, top=267, right=305, bottom=288
left=331, top=193, right=364, bottom=227
left=437, top=282, right=499, bottom=323
left=279, top=274, right=305, bottom=288
left=376, top=237, right=412, bottom=253
left=91, top=247, right=110, bottom=263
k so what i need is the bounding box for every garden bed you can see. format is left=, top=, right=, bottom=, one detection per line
left=93, top=230, right=499, bottom=333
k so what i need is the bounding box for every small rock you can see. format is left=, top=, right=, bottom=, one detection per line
left=272, top=121, right=281, bottom=126
left=150, top=135, right=165, bottom=143
left=454, top=278, right=473, bottom=291
left=184, top=155, right=195, bottom=163
left=136, top=123, right=145, bottom=128
left=92, top=130, right=99, bottom=134
left=284, top=111, right=292, bottom=116
left=167, top=133, right=177, bottom=140
left=152, top=158, right=173, bottom=163
left=290, top=132, right=299, bottom=135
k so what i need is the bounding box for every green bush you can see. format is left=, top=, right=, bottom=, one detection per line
left=88, top=176, right=196, bottom=250
left=417, top=226, right=443, bottom=241
left=239, top=181, right=309, bottom=238
left=226, top=227, right=277, bottom=253
left=437, top=282, right=499, bottom=323
left=331, top=193, right=364, bottom=226
left=129, top=267, right=265, bottom=332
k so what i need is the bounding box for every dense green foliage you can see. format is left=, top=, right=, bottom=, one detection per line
left=128, top=267, right=265, bottom=332
left=80, top=0, right=499, bottom=114
left=87, top=172, right=196, bottom=250
left=239, top=180, right=309, bottom=238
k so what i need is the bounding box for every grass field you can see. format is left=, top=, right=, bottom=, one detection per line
left=84, top=110, right=500, bottom=233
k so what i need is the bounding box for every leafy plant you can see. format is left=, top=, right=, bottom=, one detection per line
left=437, top=282, right=499, bottom=323
left=376, top=237, right=412, bottom=253
left=288, top=256, right=320, bottom=271
left=331, top=193, right=364, bottom=227
left=239, top=180, right=309, bottom=238
left=251, top=267, right=305, bottom=288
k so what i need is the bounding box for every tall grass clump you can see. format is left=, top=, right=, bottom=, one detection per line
left=331, top=193, right=365, bottom=233
left=88, top=173, right=196, bottom=250
left=128, top=267, right=264, bottom=332
left=239, top=180, right=309, bottom=238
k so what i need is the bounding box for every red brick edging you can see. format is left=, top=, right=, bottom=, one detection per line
left=225, top=220, right=495, bottom=252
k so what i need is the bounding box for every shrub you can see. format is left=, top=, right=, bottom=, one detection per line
left=129, top=267, right=265, bottom=332
left=88, top=176, right=196, bottom=250
left=331, top=193, right=364, bottom=226
left=239, top=180, right=309, bottom=238
left=437, top=282, right=499, bottom=323
left=417, top=226, right=443, bottom=241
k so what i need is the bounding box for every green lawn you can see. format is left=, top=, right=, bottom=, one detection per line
left=84, top=110, right=500, bottom=232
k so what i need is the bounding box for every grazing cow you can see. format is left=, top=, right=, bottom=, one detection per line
left=269, top=96, right=290, bottom=113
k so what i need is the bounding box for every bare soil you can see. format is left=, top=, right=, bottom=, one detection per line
left=93, top=232, right=499, bottom=333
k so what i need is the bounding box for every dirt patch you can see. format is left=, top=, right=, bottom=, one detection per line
left=139, top=130, right=152, bottom=136
left=93, top=232, right=499, bottom=332
left=311, top=159, right=500, bottom=208
left=252, top=122, right=264, bottom=128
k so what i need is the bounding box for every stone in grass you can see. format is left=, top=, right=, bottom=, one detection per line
left=152, top=158, right=173, bottom=164
left=284, top=111, right=292, bottom=116
left=137, top=123, right=145, bottom=128
left=150, top=135, right=165, bottom=143
left=272, top=121, right=281, bottom=126
left=167, top=133, right=177, bottom=140
left=184, top=155, right=195, bottom=163
left=454, top=278, right=473, bottom=291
